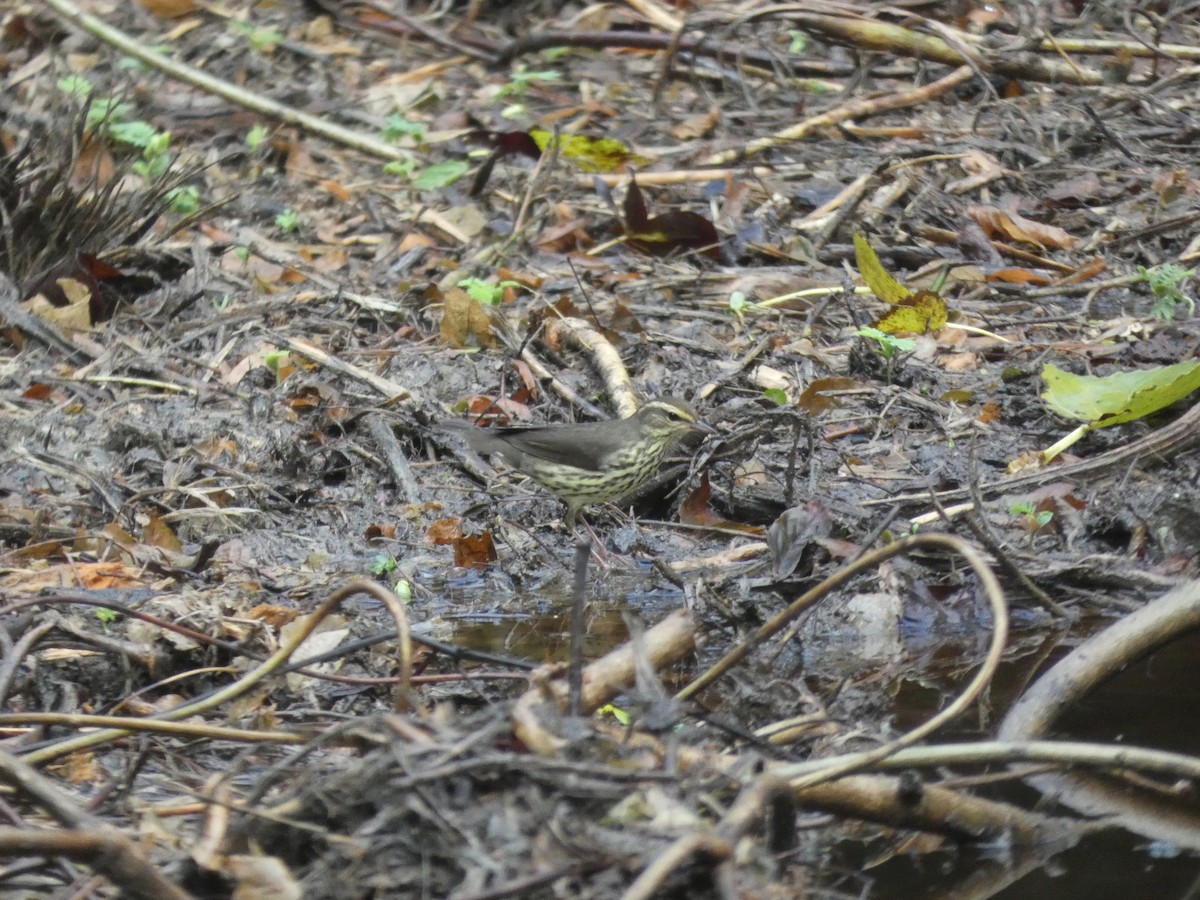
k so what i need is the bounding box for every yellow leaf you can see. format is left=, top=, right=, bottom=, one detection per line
left=853, top=232, right=911, bottom=305
left=873, top=291, right=948, bottom=334
left=528, top=129, right=652, bottom=174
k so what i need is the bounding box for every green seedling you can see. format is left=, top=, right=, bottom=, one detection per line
left=857, top=326, right=915, bottom=360
left=1137, top=263, right=1196, bottom=321
left=275, top=208, right=300, bottom=233
left=1011, top=501, right=1053, bottom=532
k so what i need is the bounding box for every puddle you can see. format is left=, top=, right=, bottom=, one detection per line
left=863, top=628, right=1200, bottom=898
left=425, top=571, right=1200, bottom=898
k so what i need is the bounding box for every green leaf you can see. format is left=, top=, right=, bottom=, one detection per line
left=762, top=387, right=788, bottom=406
left=108, top=120, right=163, bottom=149
left=246, top=124, right=270, bottom=150
left=458, top=277, right=519, bottom=306
left=166, top=185, right=200, bottom=214
left=383, top=115, right=425, bottom=143
left=1041, top=360, right=1200, bottom=428
left=57, top=74, right=93, bottom=97
left=413, top=161, right=469, bottom=189
left=383, top=157, right=416, bottom=177
left=275, top=208, right=300, bottom=232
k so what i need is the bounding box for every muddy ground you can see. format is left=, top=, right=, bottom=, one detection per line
left=3, top=0, right=1200, bottom=897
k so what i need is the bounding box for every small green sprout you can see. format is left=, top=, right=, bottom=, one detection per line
left=246, top=124, right=270, bottom=151
left=458, top=277, right=519, bottom=306
left=497, top=65, right=562, bottom=98
left=275, top=208, right=300, bottom=233
left=383, top=115, right=425, bottom=143
left=1137, top=263, right=1196, bottom=321
left=856, top=326, right=915, bottom=360
left=1011, top=501, right=1053, bottom=531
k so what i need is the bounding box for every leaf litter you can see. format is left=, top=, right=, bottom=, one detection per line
left=3, top=2, right=1200, bottom=898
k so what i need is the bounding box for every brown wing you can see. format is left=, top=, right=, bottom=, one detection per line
left=487, top=419, right=619, bottom=472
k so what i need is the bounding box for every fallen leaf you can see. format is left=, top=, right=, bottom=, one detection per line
left=873, top=291, right=948, bottom=334
left=671, top=107, right=721, bottom=141
left=454, top=531, right=497, bottom=569
left=968, top=205, right=1076, bottom=249
left=1042, top=360, right=1200, bottom=428
left=440, top=288, right=495, bottom=349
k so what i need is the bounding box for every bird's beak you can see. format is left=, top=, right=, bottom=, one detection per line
left=691, top=421, right=718, bottom=437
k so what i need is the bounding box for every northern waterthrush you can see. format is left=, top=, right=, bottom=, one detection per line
left=444, top=397, right=715, bottom=527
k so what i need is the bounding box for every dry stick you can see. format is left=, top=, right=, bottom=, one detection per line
left=280, top=335, right=413, bottom=402
left=0, top=591, right=460, bottom=690
left=677, top=533, right=1008, bottom=791
left=793, top=773, right=1058, bottom=844
left=0, top=620, right=54, bottom=708
left=513, top=609, right=695, bottom=754
left=580, top=164, right=807, bottom=189
left=567, top=536, right=592, bottom=718
left=364, top=412, right=422, bottom=505
left=0, top=750, right=193, bottom=900
left=495, top=28, right=840, bottom=72
left=1001, top=578, right=1200, bottom=739
left=0, top=827, right=193, bottom=900
left=775, top=738, right=1200, bottom=783
left=485, top=314, right=609, bottom=420
left=623, top=775, right=793, bottom=900
left=0, top=712, right=302, bottom=746
left=42, top=0, right=412, bottom=165
left=755, top=10, right=1103, bottom=85
left=548, top=317, right=640, bottom=418
left=703, top=65, right=976, bottom=166
left=20, top=579, right=413, bottom=766
left=998, top=579, right=1200, bottom=848
left=621, top=833, right=730, bottom=900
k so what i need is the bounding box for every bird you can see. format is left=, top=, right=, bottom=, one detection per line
left=442, top=397, right=716, bottom=528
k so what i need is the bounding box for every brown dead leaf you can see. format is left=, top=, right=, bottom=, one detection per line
left=440, top=288, right=495, bottom=349
left=797, top=377, right=861, bottom=416
left=0, top=561, right=145, bottom=593
left=426, top=517, right=463, bottom=545
left=946, top=149, right=1005, bottom=195
left=454, top=531, right=497, bottom=569
left=24, top=277, right=93, bottom=332
left=245, top=604, right=302, bottom=629
left=22, top=383, right=62, bottom=402
left=143, top=513, right=183, bottom=553
left=535, top=217, right=593, bottom=253
left=967, top=205, right=1076, bottom=249
left=671, top=106, right=720, bottom=141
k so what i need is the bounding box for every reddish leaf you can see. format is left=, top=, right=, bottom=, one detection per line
left=678, top=472, right=720, bottom=526
left=678, top=473, right=764, bottom=533
left=468, top=130, right=542, bottom=162
left=454, top=531, right=497, bottom=569
left=986, top=268, right=1051, bottom=285
left=797, top=377, right=861, bottom=416
left=22, top=383, right=56, bottom=402
left=623, top=175, right=720, bottom=258
left=426, top=517, right=463, bottom=545
left=623, top=173, right=650, bottom=230
left=628, top=211, right=721, bottom=260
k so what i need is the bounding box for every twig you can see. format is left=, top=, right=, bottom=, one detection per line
left=364, top=412, right=422, bottom=504
left=42, top=0, right=413, bottom=164
left=703, top=65, right=976, bottom=165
